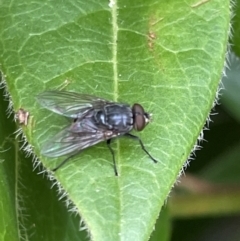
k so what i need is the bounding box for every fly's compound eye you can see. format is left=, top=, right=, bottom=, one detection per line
left=132, top=103, right=147, bottom=131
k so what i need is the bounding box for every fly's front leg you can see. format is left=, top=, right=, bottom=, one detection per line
left=106, top=139, right=118, bottom=176
left=124, top=133, right=158, bottom=163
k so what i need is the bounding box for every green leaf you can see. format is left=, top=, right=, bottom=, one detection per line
left=0, top=0, right=230, bottom=240
left=0, top=87, right=19, bottom=241
left=231, top=0, right=240, bottom=55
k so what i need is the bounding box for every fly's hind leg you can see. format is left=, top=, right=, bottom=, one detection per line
left=106, top=139, right=118, bottom=176
left=52, top=154, right=76, bottom=172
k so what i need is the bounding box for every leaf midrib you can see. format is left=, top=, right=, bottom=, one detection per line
left=111, top=1, right=123, bottom=240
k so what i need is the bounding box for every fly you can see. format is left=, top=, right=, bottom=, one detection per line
left=36, top=91, right=158, bottom=176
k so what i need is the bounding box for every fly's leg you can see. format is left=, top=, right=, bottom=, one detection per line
left=106, top=139, right=118, bottom=176
left=124, top=133, right=158, bottom=163
left=52, top=154, right=76, bottom=172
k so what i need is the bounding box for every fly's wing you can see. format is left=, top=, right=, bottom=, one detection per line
left=40, top=119, right=118, bottom=157
left=36, top=91, right=113, bottom=119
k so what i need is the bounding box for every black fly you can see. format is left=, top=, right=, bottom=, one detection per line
left=37, top=91, right=157, bottom=176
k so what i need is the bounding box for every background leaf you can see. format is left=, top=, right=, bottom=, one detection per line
left=0, top=86, right=19, bottom=241
left=0, top=0, right=231, bottom=240
left=221, top=54, right=240, bottom=122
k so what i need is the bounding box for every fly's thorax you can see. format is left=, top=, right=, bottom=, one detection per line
left=132, top=104, right=150, bottom=131
left=94, top=103, right=133, bottom=132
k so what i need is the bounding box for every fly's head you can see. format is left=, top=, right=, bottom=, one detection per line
left=132, top=103, right=152, bottom=132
